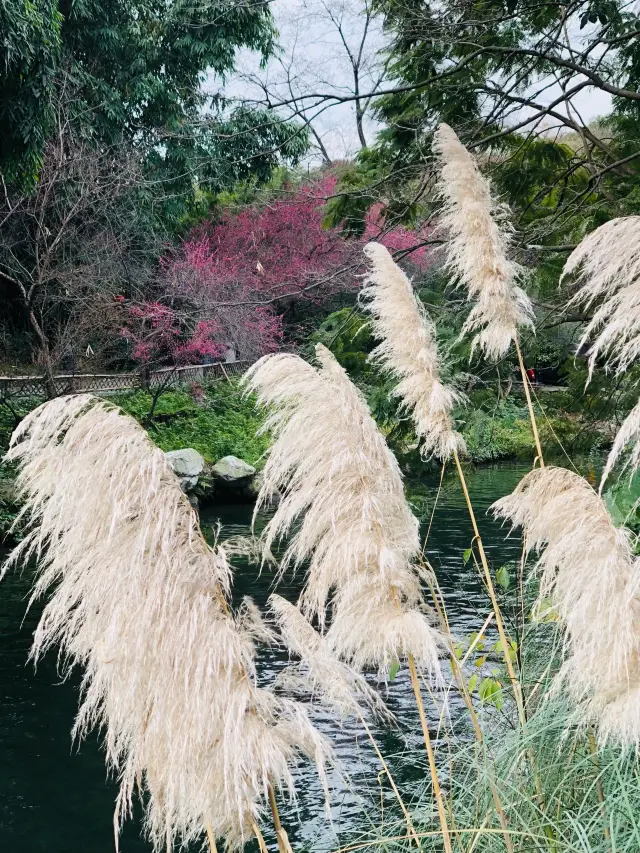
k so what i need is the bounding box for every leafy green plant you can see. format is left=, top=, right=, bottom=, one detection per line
left=113, top=382, right=268, bottom=464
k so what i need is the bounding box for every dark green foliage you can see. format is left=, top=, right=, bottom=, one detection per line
left=0, top=0, right=62, bottom=184
left=603, top=472, right=640, bottom=541
left=112, top=382, right=268, bottom=465
left=0, top=459, right=20, bottom=543
left=308, top=308, right=375, bottom=374
left=0, top=0, right=308, bottom=213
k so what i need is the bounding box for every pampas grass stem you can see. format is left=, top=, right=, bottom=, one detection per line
left=407, top=653, right=453, bottom=853
left=252, top=821, right=270, bottom=853
left=206, top=823, right=219, bottom=853
left=514, top=339, right=545, bottom=468
left=423, top=564, right=515, bottom=853
left=587, top=730, right=611, bottom=848
left=453, top=450, right=526, bottom=725
left=268, top=785, right=294, bottom=853
left=359, top=714, right=422, bottom=848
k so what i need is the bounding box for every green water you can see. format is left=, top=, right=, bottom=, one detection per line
left=0, top=462, right=535, bottom=853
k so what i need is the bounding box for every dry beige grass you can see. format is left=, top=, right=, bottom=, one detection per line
left=433, top=123, right=534, bottom=359
left=269, top=594, right=389, bottom=720
left=361, top=241, right=466, bottom=460
left=243, top=346, right=446, bottom=681
left=492, top=466, right=640, bottom=744
left=564, top=216, right=640, bottom=378
left=4, top=394, right=330, bottom=851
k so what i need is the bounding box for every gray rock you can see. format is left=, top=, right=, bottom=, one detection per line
left=211, top=455, right=256, bottom=485
left=178, top=475, right=199, bottom=493
left=165, top=448, right=205, bottom=478
left=165, top=449, right=205, bottom=494
left=244, top=471, right=281, bottom=505
left=192, top=464, right=215, bottom=502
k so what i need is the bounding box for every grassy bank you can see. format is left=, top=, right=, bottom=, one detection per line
left=0, top=381, right=269, bottom=543
left=0, top=378, right=613, bottom=545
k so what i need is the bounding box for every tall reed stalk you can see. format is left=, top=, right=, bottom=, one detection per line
left=432, top=124, right=543, bottom=469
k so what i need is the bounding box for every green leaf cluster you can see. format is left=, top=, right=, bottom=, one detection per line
left=112, top=382, right=268, bottom=465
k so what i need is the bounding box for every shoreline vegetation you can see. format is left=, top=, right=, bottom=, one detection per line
left=0, top=376, right=614, bottom=546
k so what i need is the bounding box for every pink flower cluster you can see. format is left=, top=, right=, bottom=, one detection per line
left=128, top=171, right=434, bottom=366
left=123, top=303, right=223, bottom=367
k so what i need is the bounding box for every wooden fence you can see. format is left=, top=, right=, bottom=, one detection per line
left=0, top=361, right=251, bottom=401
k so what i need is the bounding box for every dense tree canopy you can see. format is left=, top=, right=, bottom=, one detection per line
left=319, top=0, right=640, bottom=250
left=0, top=0, right=61, bottom=182
left=0, top=0, right=308, bottom=199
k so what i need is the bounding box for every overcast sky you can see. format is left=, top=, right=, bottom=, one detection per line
left=215, top=0, right=613, bottom=163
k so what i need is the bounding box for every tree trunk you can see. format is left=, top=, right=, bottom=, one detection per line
left=29, top=310, right=56, bottom=399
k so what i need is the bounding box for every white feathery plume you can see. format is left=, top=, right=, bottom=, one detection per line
left=361, top=241, right=466, bottom=460
left=243, top=346, right=445, bottom=681
left=3, top=394, right=330, bottom=851
left=563, top=216, right=640, bottom=378
left=432, top=123, right=534, bottom=359
left=600, top=398, right=640, bottom=492
left=270, top=595, right=426, bottom=852
left=492, top=466, right=640, bottom=744
left=269, top=594, right=390, bottom=720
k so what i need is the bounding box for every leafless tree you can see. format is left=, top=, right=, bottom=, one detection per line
left=0, top=106, right=161, bottom=394
left=228, top=0, right=389, bottom=162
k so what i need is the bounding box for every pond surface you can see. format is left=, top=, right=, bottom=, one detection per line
left=0, top=461, right=548, bottom=853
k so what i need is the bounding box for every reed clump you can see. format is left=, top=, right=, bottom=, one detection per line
left=6, top=148, right=640, bottom=853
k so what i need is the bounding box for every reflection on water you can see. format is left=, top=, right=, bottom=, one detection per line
left=0, top=462, right=534, bottom=852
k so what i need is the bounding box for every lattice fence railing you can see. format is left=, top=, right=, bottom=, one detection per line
left=0, top=361, right=251, bottom=401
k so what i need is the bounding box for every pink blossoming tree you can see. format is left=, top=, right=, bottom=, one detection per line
left=128, top=171, right=434, bottom=369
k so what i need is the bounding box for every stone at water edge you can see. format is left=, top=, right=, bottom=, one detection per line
left=211, top=455, right=256, bottom=485
left=165, top=448, right=205, bottom=493
left=244, top=471, right=281, bottom=506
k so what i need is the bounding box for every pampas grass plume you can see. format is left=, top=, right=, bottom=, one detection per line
left=361, top=241, right=466, bottom=460
left=563, top=216, right=640, bottom=378
left=432, top=123, right=534, bottom=359
left=562, top=217, right=640, bottom=487
left=243, top=346, right=445, bottom=681
left=492, top=466, right=640, bottom=744
left=4, top=394, right=330, bottom=850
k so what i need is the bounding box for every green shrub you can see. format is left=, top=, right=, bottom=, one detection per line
left=113, top=382, right=268, bottom=464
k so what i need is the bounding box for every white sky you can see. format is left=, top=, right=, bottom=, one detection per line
left=211, top=0, right=614, bottom=163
